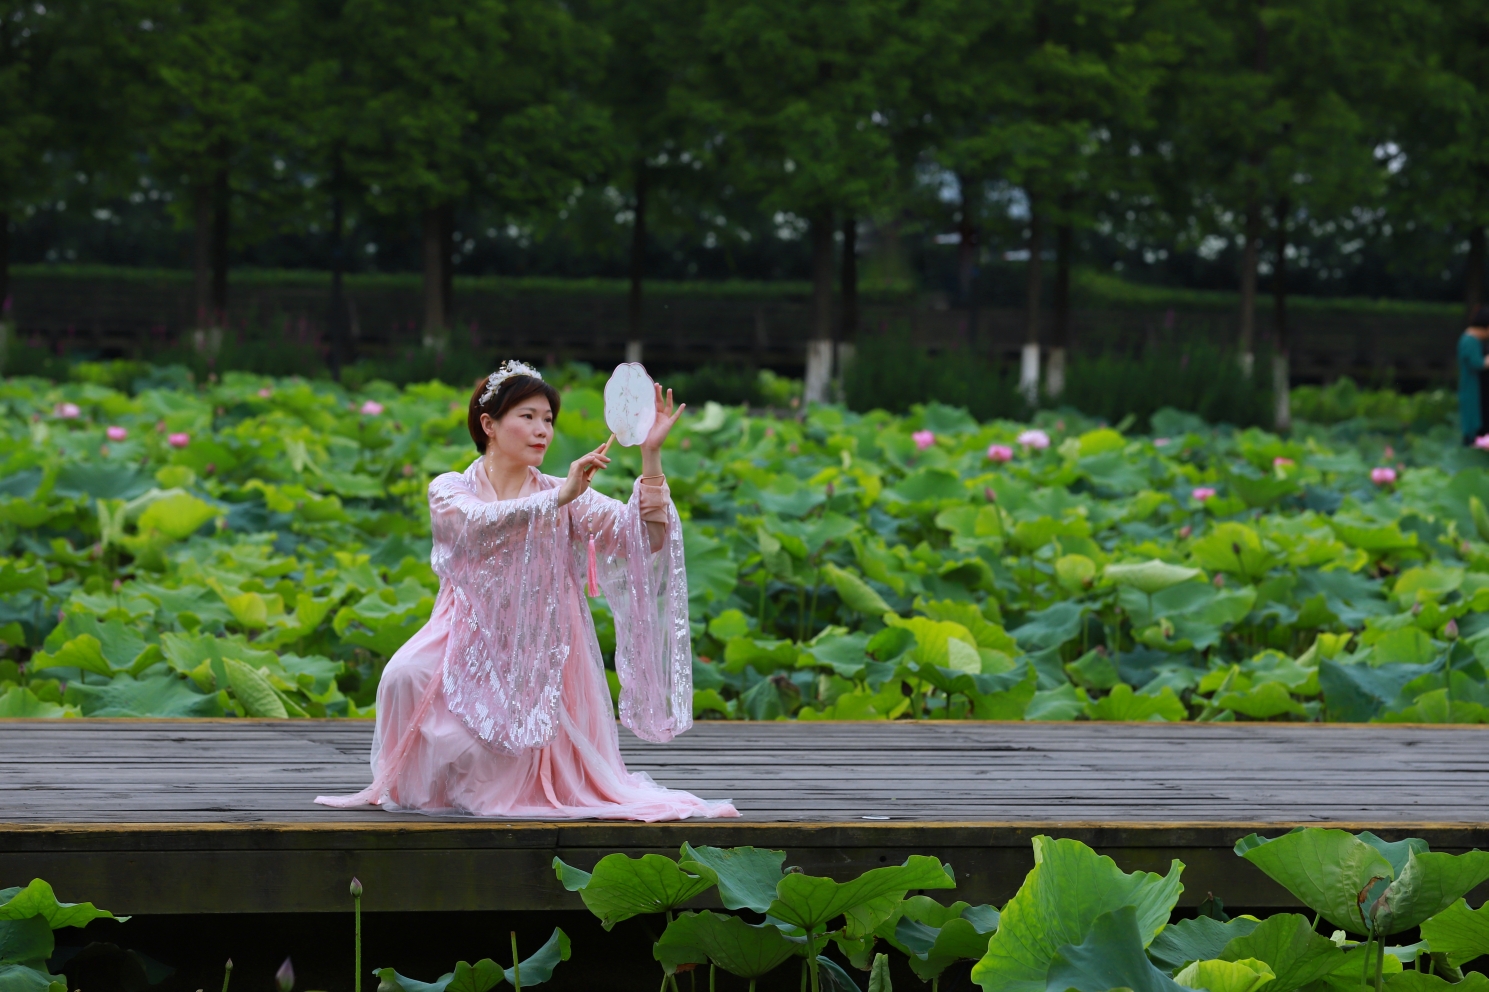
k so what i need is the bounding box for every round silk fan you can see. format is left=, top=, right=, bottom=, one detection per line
left=604, top=362, right=657, bottom=447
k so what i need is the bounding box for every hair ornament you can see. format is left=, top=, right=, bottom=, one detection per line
left=479, top=359, right=542, bottom=404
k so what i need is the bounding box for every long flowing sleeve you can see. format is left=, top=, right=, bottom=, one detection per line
left=428, top=465, right=575, bottom=753
left=567, top=478, right=692, bottom=743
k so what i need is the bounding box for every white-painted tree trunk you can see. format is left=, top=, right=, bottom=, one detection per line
left=804, top=339, right=834, bottom=404
left=1046, top=347, right=1066, bottom=399
left=1019, top=343, right=1041, bottom=406
left=1272, top=353, right=1290, bottom=431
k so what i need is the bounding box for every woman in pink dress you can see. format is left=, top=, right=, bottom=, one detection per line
left=317, top=360, right=737, bottom=821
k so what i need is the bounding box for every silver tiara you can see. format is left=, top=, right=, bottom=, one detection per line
left=479, top=360, right=542, bottom=404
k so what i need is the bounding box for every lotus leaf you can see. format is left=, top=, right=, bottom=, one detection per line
left=551, top=854, right=718, bottom=930
left=1044, top=906, right=1187, bottom=992
left=823, top=564, right=892, bottom=616
left=654, top=910, right=801, bottom=979
left=767, top=856, right=955, bottom=934
left=1217, top=913, right=1342, bottom=992
left=1147, top=916, right=1261, bottom=972
left=0, top=879, right=120, bottom=928
left=1105, top=560, right=1203, bottom=596
left=972, top=837, right=1184, bottom=992
left=678, top=844, right=785, bottom=913
left=1383, top=975, right=1489, bottom=992
left=1173, top=957, right=1275, bottom=992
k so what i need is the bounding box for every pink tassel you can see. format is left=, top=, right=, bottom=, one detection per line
left=587, top=534, right=599, bottom=598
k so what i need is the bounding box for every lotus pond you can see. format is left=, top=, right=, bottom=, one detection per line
left=3, top=368, right=1489, bottom=724
left=12, top=828, right=1489, bottom=992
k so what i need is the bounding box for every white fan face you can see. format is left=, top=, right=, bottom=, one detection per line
left=604, top=362, right=657, bottom=447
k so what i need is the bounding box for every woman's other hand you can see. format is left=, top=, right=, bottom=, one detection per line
left=557, top=435, right=613, bottom=507
left=640, top=384, right=685, bottom=453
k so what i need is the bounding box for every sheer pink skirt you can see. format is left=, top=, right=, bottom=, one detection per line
left=315, top=592, right=738, bottom=821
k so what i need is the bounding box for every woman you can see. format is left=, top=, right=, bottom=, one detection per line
left=317, top=360, right=737, bottom=821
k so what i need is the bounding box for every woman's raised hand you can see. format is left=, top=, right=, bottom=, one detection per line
left=640, top=384, right=685, bottom=452
left=557, top=435, right=614, bottom=507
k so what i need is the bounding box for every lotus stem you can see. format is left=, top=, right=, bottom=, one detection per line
left=221, top=959, right=233, bottom=992
left=511, top=931, right=521, bottom=992
left=711, top=964, right=716, bottom=992
left=351, top=878, right=362, bottom=992
left=1375, top=938, right=1385, bottom=992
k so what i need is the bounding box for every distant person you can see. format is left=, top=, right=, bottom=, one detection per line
left=1460, top=307, right=1489, bottom=445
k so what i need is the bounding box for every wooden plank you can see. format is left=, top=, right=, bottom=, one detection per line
left=2, top=720, right=1487, bottom=913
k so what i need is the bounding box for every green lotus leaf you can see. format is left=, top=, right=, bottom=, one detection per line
left=224, top=657, right=288, bottom=718
left=136, top=492, right=218, bottom=540
left=0, top=879, right=121, bottom=928
left=1147, top=916, right=1260, bottom=973
left=551, top=854, right=717, bottom=930
left=972, top=837, right=1184, bottom=992
left=504, top=928, right=569, bottom=987
left=892, top=904, right=998, bottom=982
left=65, top=674, right=221, bottom=717
left=1418, top=897, right=1489, bottom=968
left=1173, top=957, right=1274, bottom=992
left=1085, top=684, right=1188, bottom=722
left=1105, top=560, right=1203, bottom=596
left=679, top=844, right=785, bottom=914
left=654, top=911, right=801, bottom=979
left=1044, top=906, right=1186, bottom=992
left=1190, top=523, right=1278, bottom=581
left=1370, top=849, right=1489, bottom=935
left=1011, top=601, right=1086, bottom=651
left=1383, top=973, right=1489, bottom=992
left=0, top=961, right=67, bottom=992
left=868, top=952, right=892, bottom=992
left=0, top=688, right=69, bottom=719
left=822, top=563, right=892, bottom=616
left=1234, top=829, right=1395, bottom=934
left=1218, top=913, right=1344, bottom=992
left=766, top=856, right=955, bottom=933
left=0, top=917, right=52, bottom=967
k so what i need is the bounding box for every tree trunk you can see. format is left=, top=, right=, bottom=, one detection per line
left=193, top=184, right=212, bottom=328
left=1468, top=225, right=1485, bottom=320
left=839, top=214, right=863, bottom=379
left=804, top=212, right=835, bottom=403
left=957, top=175, right=979, bottom=349
left=0, top=209, right=10, bottom=323
left=328, top=170, right=348, bottom=380
left=1020, top=200, right=1043, bottom=404
left=210, top=160, right=230, bottom=326
left=440, top=202, right=454, bottom=332
left=1048, top=219, right=1072, bottom=398
left=1238, top=202, right=1260, bottom=377
left=627, top=163, right=648, bottom=366
left=422, top=206, right=447, bottom=345
left=1273, top=196, right=1290, bottom=431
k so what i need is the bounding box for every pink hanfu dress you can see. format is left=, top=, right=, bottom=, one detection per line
left=315, top=460, right=738, bottom=821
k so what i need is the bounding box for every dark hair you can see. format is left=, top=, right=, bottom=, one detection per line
left=1472, top=307, right=1489, bottom=330
left=467, top=370, right=562, bottom=452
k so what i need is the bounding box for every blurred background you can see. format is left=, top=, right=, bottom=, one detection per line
left=0, top=0, right=1484, bottom=428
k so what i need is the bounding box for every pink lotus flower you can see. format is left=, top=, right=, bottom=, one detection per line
left=911, top=430, right=935, bottom=450
left=167, top=432, right=190, bottom=449
left=360, top=400, right=384, bottom=416
left=257, top=387, right=272, bottom=399
left=1273, top=456, right=1294, bottom=467
left=986, top=444, right=1014, bottom=463
left=1370, top=466, right=1397, bottom=485
left=1474, top=436, right=1489, bottom=451
left=1017, top=429, right=1050, bottom=450
left=1192, top=487, right=1217, bottom=503
left=1383, top=445, right=1395, bottom=460
left=106, top=426, right=127, bottom=441
left=53, top=402, right=80, bottom=419
left=1153, top=437, right=1171, bottom=447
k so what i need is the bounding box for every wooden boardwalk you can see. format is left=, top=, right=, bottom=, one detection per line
left=3, top=719, right=1488, bottom=915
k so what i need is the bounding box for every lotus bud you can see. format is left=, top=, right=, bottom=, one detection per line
left=275, top=958, right=294, bottom=992
left=825, top=482, right=834, bottom=497
left=1178, top=525, right=1192, bottom=539
left=1412, top=602, right=1422, bottom=616
left=984, top=487, right=996, bottom=503
left=1213, top=573, right=1225, bottom=588
left=350, top=877, right=363, bottom=898
left=1446, top=619, right=1459, bottom=640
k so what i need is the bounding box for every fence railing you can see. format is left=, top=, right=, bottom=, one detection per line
left=6, top=271, right=1460, bottom=388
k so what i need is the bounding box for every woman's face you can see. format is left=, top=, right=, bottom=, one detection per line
left=481, top=394, right=553, bottom=467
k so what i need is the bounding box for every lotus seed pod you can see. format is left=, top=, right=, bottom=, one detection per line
left=350, top=877, right=363, bottom=898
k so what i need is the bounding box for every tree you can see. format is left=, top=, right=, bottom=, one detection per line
left=698, top=0, right=908, bottom=401
left=585, top=0, right=711, bottom=366
left=1164, top=0, right=1378, bottom=428
left=339, top=0, right=608, bottom=345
